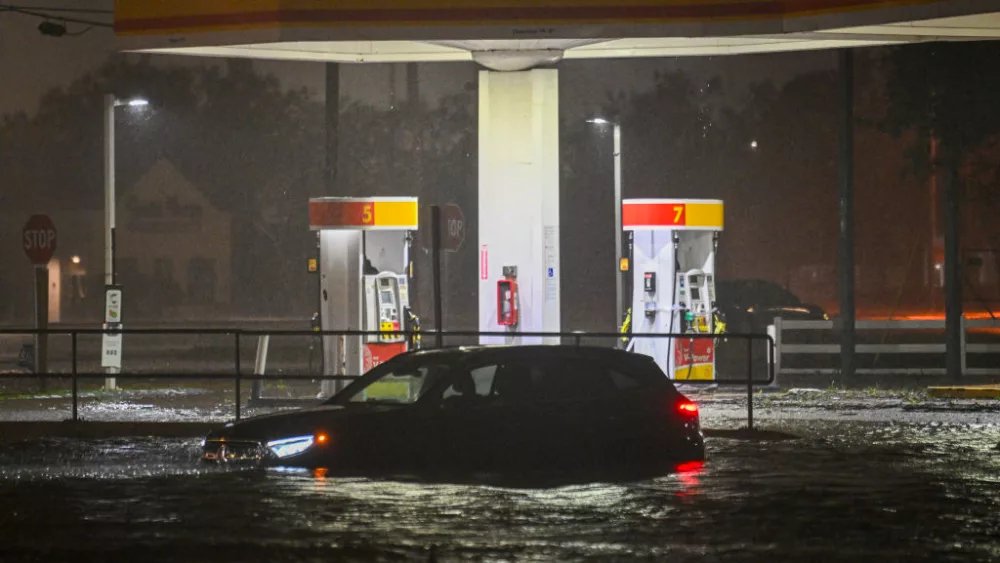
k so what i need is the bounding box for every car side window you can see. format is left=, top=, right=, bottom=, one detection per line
left=607, top=369, right=640, bottom=390
left=440, top=364, right=497, bottom=403
left=530, top=359, right=618, bottom=401
left=470, top=365, right=498, bottom=396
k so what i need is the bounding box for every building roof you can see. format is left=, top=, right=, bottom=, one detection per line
left=115, top=1, right=1000, bottom=68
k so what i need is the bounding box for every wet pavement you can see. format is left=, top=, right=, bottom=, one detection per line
left=1, top=394, right=999, bottom=562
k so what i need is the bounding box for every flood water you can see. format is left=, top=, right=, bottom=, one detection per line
left=1, top=420, right=998, bottom=562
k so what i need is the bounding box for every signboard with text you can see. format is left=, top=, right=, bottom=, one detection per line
left=420, top=204, right=466, bottom=252
left=101, top=324, right=123, bottom=369
left=22, top=215, right=57, bottom=265
left=101, top=285, right=124, bottom=370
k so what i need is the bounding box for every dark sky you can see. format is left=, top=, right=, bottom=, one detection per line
left=1, top=0, right=836, bottom=118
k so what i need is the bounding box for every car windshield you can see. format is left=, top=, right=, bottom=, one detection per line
left=327, top=359, right=449, bottom=405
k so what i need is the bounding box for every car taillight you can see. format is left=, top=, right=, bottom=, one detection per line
left=677, top=400, right=698, bottom=416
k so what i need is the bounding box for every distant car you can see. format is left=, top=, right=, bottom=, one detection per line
left=202, top=346, right=704, bottom=474
left=716, top=278, right=828, bottom=333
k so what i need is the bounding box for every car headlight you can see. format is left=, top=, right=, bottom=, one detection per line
left=266, top=435, right=314, bottom=458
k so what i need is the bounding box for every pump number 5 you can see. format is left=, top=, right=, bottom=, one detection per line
left=361, top=204, right=374, bottom=224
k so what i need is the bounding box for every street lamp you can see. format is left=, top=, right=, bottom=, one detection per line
left=104, top=94, right=148, bottom=388
left=105, top=94, right=149, bottom=289
left=587, top=117, right=624, bottom=333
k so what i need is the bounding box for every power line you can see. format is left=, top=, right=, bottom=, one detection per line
left=0, top=4, right=112, bottom=14
left=0, top=5, right=113, bottom=28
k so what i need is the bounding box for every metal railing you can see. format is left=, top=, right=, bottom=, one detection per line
left=0, top=328, right=774, bottom=430
left=769, top=317, right=1000, bottom=376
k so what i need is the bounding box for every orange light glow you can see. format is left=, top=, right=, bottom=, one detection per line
left=315, top=432, right=329, bottom=445
left=677, top=401, right=698, bottom=416
left=313, top=467, right=328, bottom=479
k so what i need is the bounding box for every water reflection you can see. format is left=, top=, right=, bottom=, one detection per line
left=0, top=421, right=997, bottom=562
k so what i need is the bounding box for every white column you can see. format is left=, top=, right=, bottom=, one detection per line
left=630, top=229, right=677, bottom=372
left=478, top=69, right=560, bottom=345
left=320, top=230, right=362, bottom=395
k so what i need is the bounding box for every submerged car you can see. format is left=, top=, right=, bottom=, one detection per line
left=202, top=346, right=704, bottom=474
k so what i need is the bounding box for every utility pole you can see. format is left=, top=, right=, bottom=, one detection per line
left=837, top=50, right=856, bottom=382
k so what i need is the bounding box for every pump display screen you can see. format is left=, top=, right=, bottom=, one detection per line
left=691, top=286, right=701, bottom=300
left=381, top=290, right=394, bottom=303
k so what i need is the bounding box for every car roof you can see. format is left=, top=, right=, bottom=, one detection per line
left=403, top=345, right=653, bottom=364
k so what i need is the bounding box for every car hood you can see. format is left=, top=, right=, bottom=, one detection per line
left=208, top=404, right=404, bottom=442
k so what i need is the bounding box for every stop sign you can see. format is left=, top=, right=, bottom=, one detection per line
left=440, top=204, right=465, bottom=252
left=421, top=204, right=466, bottom=252
left=22, top=215, right=57, bottom=265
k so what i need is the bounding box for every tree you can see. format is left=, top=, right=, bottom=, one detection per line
left=0, top=55, right=479, bottom=325
left=0, top=55, right=324, bottom=321
left=881, top=41, right=1000, bottom=376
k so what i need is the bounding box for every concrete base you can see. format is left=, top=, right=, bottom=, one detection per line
left=927, top=384, right=1000, bottom=399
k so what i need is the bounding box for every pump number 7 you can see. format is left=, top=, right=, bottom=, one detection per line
left=672, top=205, right=686, bottom=225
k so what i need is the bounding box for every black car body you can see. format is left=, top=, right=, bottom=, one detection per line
left=716, top=278, right=828, bottom=333
left=202, top=346, right=704, bottom=475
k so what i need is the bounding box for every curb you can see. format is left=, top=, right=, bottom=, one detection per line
left=926, top=385, right=1000, bottom=400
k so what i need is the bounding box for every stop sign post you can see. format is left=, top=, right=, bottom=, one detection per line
left=22, top=215, right=57, bottom=380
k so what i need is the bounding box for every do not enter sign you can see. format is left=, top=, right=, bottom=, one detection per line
left=23, top=214, right=57, bottom=265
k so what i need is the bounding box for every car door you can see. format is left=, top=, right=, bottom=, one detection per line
left=515, top=357, right=618, bottom=471
left=429, top=363, right=509, bottom=473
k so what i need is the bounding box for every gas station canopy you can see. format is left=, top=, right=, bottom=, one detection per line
left=116, top=1, right=1000, bottom=69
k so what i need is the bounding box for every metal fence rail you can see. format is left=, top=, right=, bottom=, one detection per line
left=769, top=317, right=1000, bottom=376
left=0, top=328, right=774, bottom=430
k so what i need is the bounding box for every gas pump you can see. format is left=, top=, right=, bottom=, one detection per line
left=673, top=269, right=718, bottom=380
left=623, top=198, right=724, bottom=381
left=308, top=197, right=420, bottom=397
left=363, top=271, right=411, bottom=369
left=675, top=270, right=716, bottom=334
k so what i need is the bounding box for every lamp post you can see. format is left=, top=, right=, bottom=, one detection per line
left=587, top=118, right=624, bottom=333
left=103, top=94, right=148, bottom=389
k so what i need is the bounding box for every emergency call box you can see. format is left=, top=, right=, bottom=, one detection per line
left=497, top=279, right=519, bottom=326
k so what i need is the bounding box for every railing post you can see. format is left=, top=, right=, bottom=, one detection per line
left=746, top=335, right=754, bottom=432
left=772, top=317, right=783, bottom=380
left=251, top=334, right=269, bottom=402
left=960, top=315, right=967, bottom=377
left=234, top=332, right=242, bottom=422
left=71, top=331, right=78, bottom=422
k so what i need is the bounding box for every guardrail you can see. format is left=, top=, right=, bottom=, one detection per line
left=0, top=328, right=774, bottom=430
left=769, top=317, right=1000, bottom=376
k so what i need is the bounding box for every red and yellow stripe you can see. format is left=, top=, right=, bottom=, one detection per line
left=309, top=198, right=418, bottom=230
left=623, top=199, right=724, bottom=231
left=116, top=0, right=942, bottom=35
